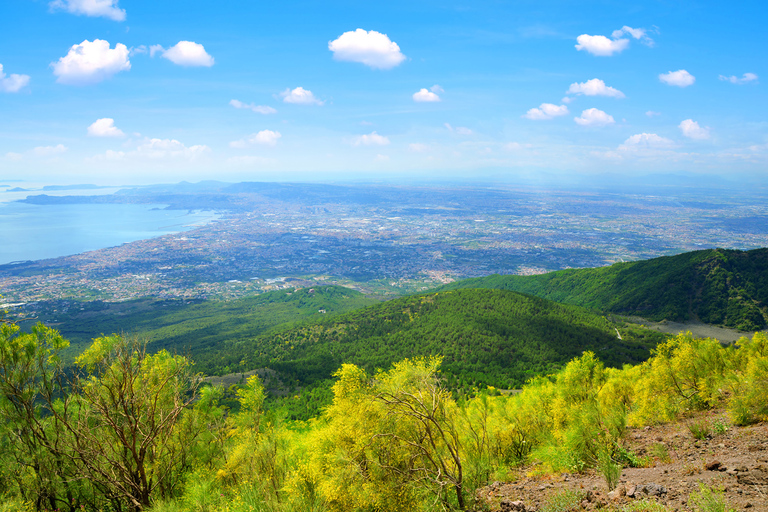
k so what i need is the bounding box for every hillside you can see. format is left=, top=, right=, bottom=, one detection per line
left=200, top=288, right=665, bottom=394
left=438, top=247, right=768, bottom=331
left=20, top=285, right=379, bottom=361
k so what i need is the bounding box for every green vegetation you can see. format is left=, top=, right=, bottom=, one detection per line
left=689, top=484, right=737, bottom=512
left=22, top=285, right=379, bottom=361
left=438, top=247, right=768, bottom=330
left=2, top=317, right=766, bottom=511
left=196, top=288, right=664, bottom=416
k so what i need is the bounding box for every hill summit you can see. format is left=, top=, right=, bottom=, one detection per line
left=439, top=248, right=768, bottom=331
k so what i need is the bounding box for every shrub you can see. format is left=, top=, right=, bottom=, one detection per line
left=649, top=443, right=672, bottom=463
left=539, top=489, right=585, bottom=512
left=688, top=419, right=711, bottom=440
left=598, top=450, right=622, bottom=491
left=622, top=500, right=671, bottom=511
left=688, top=483, right=736, bottom=512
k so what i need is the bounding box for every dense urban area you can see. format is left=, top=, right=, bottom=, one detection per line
left=2, top=182, right=768, bottom=309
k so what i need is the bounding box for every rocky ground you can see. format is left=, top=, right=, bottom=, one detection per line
left=478, top=410, right=768, bottom=511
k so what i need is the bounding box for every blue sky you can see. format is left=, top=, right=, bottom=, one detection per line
left=0, top=0, right=765, bottom=185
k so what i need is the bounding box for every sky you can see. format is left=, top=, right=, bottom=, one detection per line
left=0, top=0, right=766, bottom=186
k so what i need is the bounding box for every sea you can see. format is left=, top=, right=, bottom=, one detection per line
left=0, top=185, right=219, bottom=265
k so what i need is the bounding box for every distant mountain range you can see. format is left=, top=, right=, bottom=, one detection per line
left=438, top=248, right=768, bottom=331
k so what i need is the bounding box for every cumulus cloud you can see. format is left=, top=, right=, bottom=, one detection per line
left=611, top=26, right=654, bottom=46
left=352, top=132, right=390, bottom=146
left=52, top=39, right=130, bottom=85
left=413, top=87, right=440, bottom=102
left=575, top=34, right=629, bottom=56
left=33, top=144, right=68, bottom=156
left=87, top=118, right=125, bottom=137
left=50, top=0, right=126, bottom=21
left=659, top=69, right=695, bottom=87
left=279, top=87, right=323, bottom=105
left=566, top=78, right=625, bottom=98
left=229, top=130, right=282, bottom=148
left=719, top=72, right=758, bottom=85
left=159, top=41, right=214, bottom=67
left=328, top=29, right=406, bottom=70
left=679, top=119, right=710, bottom=140
left=523, top=103, right=569, bottom=120
left=619, top=133, right=675, bottom=151
left=574, top=108, right=615, bottom=126
left=0, top=64, right=30, bottom=93
left=149, top=44, right=164, bottom=58
left=230, top=99, right=277, bottom=115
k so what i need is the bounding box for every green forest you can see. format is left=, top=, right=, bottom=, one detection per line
left=439, top=248, right=768, bottom=331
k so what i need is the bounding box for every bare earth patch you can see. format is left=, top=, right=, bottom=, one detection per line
left=478, top=410, right=768, bottom=511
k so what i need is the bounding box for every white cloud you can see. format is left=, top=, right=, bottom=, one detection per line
left=226, top=155, right=275, bottom=166
left=659, top=69, right=695, bottom=87
left=230, top=99, right=277, bottom=115
left=50, top=0, right=126, bottom=21
left=611, top=26, right=654, bottom=46
left=523, top=103, right=569, bottom=120
left=719, top=72, right=758, bottom=85
left=646, top=111, right=661, bottom=117
left=279, top=87, right=323, bottom=105
left=409, top=143, right=429, bottom=152
left=328, top=29, right=406, bottom=70
left=574, top=108, right=615, bottom=126
left=575, top=34, right=629, bottom=56
left=94, top=138, right=210, bottom=161
left=444, top=123, right=473, bottom=135
left=33, top=144, right=68, bottom=156
left=504, top=142, right=533, bottom=150
left=0, top=64, right=30, bottom=93
left=413, top=88, right=440, bottom=102
left=5, top=152, right=23, bottom=161
left=679, top=119, right=710, bottom=140
left=430, top=85, right=444, bottom=93
left=566, top=78, right=625, bottom=98
left=52, top=39, right=130, bottom=85
left=130, top=45, right=147, bottom=56
left=230, top=130, right=282, bottom=148
left=87, top=118, right=125, bottom=137
left=619, top=133, right=675, bottom=150
left=352, top=132, right=390, bottom=146
left=149, top=44, right=164, bottom=58
left=160, top=41, right=214, bottom=67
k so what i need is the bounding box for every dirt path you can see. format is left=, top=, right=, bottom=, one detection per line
left=623, top=317, right=760, bottom=344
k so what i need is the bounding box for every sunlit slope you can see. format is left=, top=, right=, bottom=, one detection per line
left=33, top=286, right=378, bottom=360
left=208, top=288, right=664, bottom=390
left=438, top=248, right=768, bottom=331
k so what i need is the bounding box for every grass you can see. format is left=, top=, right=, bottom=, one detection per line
left=688, top=419, right=711, bottom=440
left=622, top=500, right=671, bottom=511
left=539, top=489, right=585, bottom=512
left=689, top=483, right=737, bottom=512
left=649, top=442, right=672, bottom=463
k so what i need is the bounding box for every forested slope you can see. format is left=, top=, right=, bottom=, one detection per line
left=199, top=288, right=664, bottom=394
left=26, top=285, right=378, bottom=361
left=438, top=248, right=768, bottom=330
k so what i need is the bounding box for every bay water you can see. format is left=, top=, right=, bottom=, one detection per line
left=0, top=201, right=219, bottom=265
